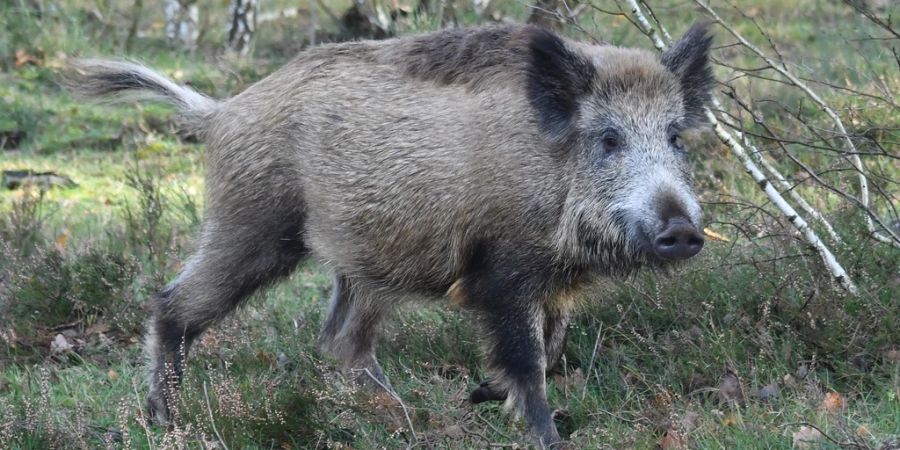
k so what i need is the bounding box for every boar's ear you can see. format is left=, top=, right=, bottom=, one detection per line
left=661, top=22, right=715, bottom=127
left=525, top=26, right=595, bottom=140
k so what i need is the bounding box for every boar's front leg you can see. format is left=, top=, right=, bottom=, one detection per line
left=463, top=244, right=563, bottom=448
left=470, top=303, right=574, bottom=405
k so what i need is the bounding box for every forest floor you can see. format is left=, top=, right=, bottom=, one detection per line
left=1, top=1, right=899, bottom=448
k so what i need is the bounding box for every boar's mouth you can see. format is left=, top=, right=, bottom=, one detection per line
left=570, top=211, right=661, bottom=276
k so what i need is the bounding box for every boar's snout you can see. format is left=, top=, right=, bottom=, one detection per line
left=652, top=217, right=704, bottom=260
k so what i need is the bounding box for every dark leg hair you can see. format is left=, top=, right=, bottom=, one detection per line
left=470, top=298, right=575, bottom=406
left=463, top=242, right=564, bottom=448
left=144, top=217, right=308, bottom=424
left=318, top=274, right=393, bottom=387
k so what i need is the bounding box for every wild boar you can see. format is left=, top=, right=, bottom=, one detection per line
left=67, top=22, right=713, bottom=447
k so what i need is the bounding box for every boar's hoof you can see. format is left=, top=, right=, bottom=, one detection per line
left=145, top=393, right=170, bottom=426
left=531, top=426, right=563, bottom=449
left=351, top=360, right=393, bottom=392
left=469, top=380, right=508, bottom=404
left=545, top=439, right=574, bottom=450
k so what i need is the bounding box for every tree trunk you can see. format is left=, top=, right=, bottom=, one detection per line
left=125, top=0, right=144, bottom=53
left=227, top=0, right=258, bottom=55
left=165, top=0, right=199, bottom=50
left=309, top=0, right=318, bottom=46
left=440, top=0, right=458, bottom=27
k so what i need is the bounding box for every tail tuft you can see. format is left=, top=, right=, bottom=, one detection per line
left=63, top=59, right=218, bottom=118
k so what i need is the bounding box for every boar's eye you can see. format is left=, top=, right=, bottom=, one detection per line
left=669, top=131, right=684, bottom=151
left=600, top=129, right=622, bottom=154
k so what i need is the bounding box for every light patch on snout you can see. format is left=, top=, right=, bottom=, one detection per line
left=617, top=165, right=702, bottom=254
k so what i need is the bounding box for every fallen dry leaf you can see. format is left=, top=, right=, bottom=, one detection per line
left=721, top=413, right=739, bottom=427
left=14, top=48, right=44, bottom=67
left=792, top=425, right=823, bottom=449
left=822, top=391, right=847, bottom=415
left=703, top=227, right=731, bottom=242
left=54, top=230, right=69, bottom=252
left=856, top=424, right=871, bottom=438
left=886, top=349, right=900, bottom=363
left=717, top=371, right=744, bottom=405
left=85, top=322, right=110, bottom=336
left=50, top=333, right=73, bottom=354
left=107, top=370, right=119, bottom=381
left=659, top=428, right=687, bottom=449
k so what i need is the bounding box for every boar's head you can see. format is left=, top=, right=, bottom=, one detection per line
left=529, top=24, right=715, bottom=274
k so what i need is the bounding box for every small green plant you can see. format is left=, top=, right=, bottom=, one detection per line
left=0, top=187, right=50, bottom=258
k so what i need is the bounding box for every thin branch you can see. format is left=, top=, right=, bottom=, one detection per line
left=358, top=368, right=418, bottom=443
left=625, top=0, right=666, bottom=50
left=719, top=102, right=900, bottom=239
left=580, top=323, right=604, bottom=401
left=841, top=0, right=900, bottom=40
left=202, top=381, right=230, bottom=450
left=695, top=0, right=900, bottom=247
left=724, top=93, right=844, bottom=244
left=626, top=1, right=859, bottom=294
left=705, top=107, right=858, bottom=294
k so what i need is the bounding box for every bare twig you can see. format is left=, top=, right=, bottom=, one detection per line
left=625, top=0, right=665, bottom=50
left=780, top=421, right=865, bottom=449
left=705, top=107, right=859, bottom=293
left=358, top=368, right=418, bottom=442
left=625, top=1, right=859, bottom=294
left=580, top=322, right=604, bottom=401
left=720, top=94, right=844, bottom=244
left=202, top=381, right=230, bottom=450
left=841, top=0, right=900, bottom=40
left=132, top=381, right=156, bottom=450
left=696, top=0, right=900, bottom=247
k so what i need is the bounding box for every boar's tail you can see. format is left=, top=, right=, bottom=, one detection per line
left=63, top=59, right=219, bottom=132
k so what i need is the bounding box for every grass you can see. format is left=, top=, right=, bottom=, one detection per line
left=1, top=0, right=899, bottom=448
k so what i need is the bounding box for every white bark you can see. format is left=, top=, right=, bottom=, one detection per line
left=745, top=137, right=844, bottom=246
left=695, top=0, right=899, bottom=248
left=706, top=109, right=858, bottom=294
left=309, top=0, right=318, bottom=46
left=227, top=0, right=258, bottom=55
left=165, top=0, right=199, bottom=50
left=628, top=1, right=843, bottom=246
left=625, top=0, right=859, bottom=294
left=710, top=96, right=845, bottom=246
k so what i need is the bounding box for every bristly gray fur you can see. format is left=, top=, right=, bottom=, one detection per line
left=63, top=23, right=714, bottom=447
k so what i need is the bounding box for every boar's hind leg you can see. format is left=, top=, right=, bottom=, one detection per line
left=465, top=245, right=562, bottom=448
left=318, top=274, right=392, bottom=388
left=144, top=218, right=308, bottom=424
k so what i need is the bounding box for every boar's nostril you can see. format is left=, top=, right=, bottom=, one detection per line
left=652, top=218, right=704, bottom=260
